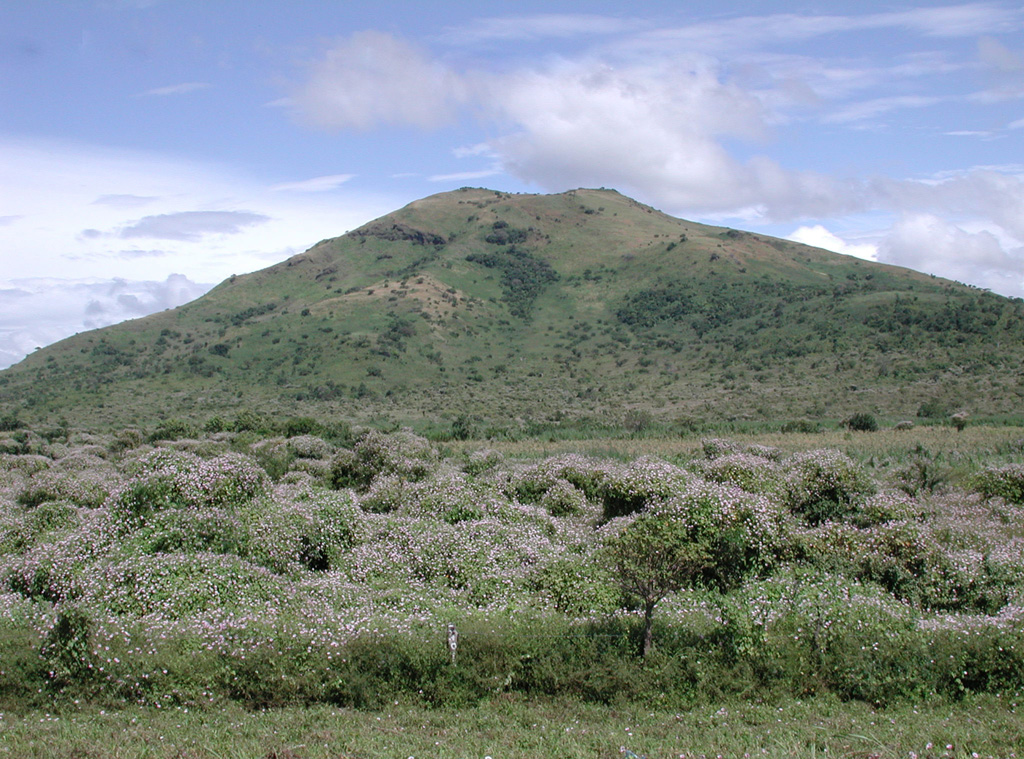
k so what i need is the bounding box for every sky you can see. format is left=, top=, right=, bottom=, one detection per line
left=1, top=1, right=1023, bottom=369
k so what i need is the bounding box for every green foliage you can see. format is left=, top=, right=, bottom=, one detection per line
left=972, top=464, right=1024, bottom=504
left=780, top=449, right=875, bottom=525
left=40, top=606, right=97, bottom=689
left=466, top=245, right=559, bottom=318
left=845, top=412, right=878, bottom=432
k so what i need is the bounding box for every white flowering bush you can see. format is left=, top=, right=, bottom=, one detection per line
left=647, top=477, right=789, bottom=588
left=780, top=448, right=875, bottom=524
left=359, top=473, right=409, bottom=513
left=401, top=469, right=509, bottom=524
left=105, top=450, right=269, bottom=529
left=717, top=570, right=927, bottom=704
left=244, top=488, right=363, bottom=574
left=18, top=467, right=114, bottom=509
left=463, top=448, right=504, bottom=475
left=2, top=426, right=1024, bottom=709
left=598, top=457, right=690, bottom=519
left=972, top=464, right=1024, bottom=504
left=693, top=452, right=782, bottom=495
left=331, top=428, right=439, bottom=489
left=853, top=490, right=920, bottom=527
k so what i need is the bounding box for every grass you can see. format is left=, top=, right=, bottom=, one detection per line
left=2, top=695, right=1022, bottom=758
left=448, top=424, right=1024, bottom=467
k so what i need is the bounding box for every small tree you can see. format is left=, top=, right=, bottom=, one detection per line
left=606, top=513, right=710, bottom=657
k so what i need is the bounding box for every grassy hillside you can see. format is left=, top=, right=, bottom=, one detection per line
left=2, top=187, right=1023, bottom=432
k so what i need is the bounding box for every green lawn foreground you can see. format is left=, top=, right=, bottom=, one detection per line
left=1, top=696, right=1022, bottom=758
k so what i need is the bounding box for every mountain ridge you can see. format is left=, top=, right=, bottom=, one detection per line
left=2, top=187, right=1021, bottom=432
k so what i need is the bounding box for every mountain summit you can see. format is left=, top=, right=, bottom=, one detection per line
left=2, top=187, right=1022, bottom=431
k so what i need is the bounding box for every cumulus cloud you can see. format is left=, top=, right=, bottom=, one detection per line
left=788, top=225, right=878, bottom=261
left=0, top=274, right=212, bottom=369
left=118, top=210, right=271, bottom=241
left=878, top=214, right=1024, bottom=295
left=290, top=31, right=467, bottom=130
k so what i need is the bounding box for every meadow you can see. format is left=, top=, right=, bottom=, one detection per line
left=2, top=416, right=1024, bottom=757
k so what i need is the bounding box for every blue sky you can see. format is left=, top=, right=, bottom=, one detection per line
left=1, top=1, right=1022, bottom=368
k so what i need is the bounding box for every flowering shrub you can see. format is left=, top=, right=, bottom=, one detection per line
left=286, top=434, right=334, bottom=460
left=529, top=554, right=620, bottom=615
left=463, top=448, right=504, bottom=475
left=244, top=488, right=362, bottom=574
left=852, top=490, right=920, bottom=527
left=506, top=457, right=595, bottom=515
left=780, top=449, right=875, bottom=524
left=647, top=478, right=789, bottom=588
left=598, top=457, right=690, bottom=519
left=331, top=428, right=439, bottom=490
left=401, top=469, right=509, bottom=524
left=972, top=464, right=1024, bottom=504
left=717, top=570, right=926, bottom=705
left=105, top=450, right=268, bottom=528
left=18, top=468, right=113, bottom=509
left=359, top=473, right=409, bottom=513
left=3, top=429, right=1024, bottom=710
left=693, top=452, right=782, bottom=495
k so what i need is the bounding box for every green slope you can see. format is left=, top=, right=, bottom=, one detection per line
left=2, top=187, right=1023, bottom=431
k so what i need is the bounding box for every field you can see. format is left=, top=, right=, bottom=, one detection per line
left=3, top=696, right=1024, bottom=758
left=2, top=417, right=1024, bottom=757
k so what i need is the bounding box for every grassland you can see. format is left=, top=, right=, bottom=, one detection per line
left=2, top=696, right=1023, bottom=758
left=2, top=188, right=1023, bottom=432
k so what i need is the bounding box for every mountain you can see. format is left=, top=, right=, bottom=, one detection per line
left=2, top=187, right=1023, bottom=433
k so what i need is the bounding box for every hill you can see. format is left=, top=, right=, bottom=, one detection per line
left=1, top=187, right=1022, bottom=433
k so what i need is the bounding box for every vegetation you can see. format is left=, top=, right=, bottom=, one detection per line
left=2, top=421, right=1024, bottom=726
left=2, top=188, right=1024, bottom=432
left=3, top=188, right=1024, bottom=755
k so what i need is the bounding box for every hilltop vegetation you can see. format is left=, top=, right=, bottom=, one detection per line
left=2, top=188, right=1023, bottom=432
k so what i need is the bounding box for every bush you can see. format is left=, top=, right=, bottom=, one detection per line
left=331, top=429, right=438, bottom=490
left=973, top=464, right=1024, bottom=505
left=106, top=450, right=268, bottom=528
left=40, top=606, right=97, bottom=689
left=597, top=457, right=690, bottom=520
left=780, top=449, right=875, bottom=525
left=845, top=412, right=878, bottom=432
left=694, top=452, right=781, bottom=495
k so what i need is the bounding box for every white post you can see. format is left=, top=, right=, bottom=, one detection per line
left=447, top=623, right=458, bottom=665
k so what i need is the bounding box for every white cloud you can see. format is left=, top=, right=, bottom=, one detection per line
left=270, top=174, right=355, bottom=192
left=118, top=210, right=270, bottom=241
left=824, top=95, right=944, bottom=124
left=788, top=225, right=878, bottom=261
left=0, top=136, right=396, bottom=283
left=139, top=82, right=211, bottom=97
left=439, top=14, right=637, bottom=44
left=0, top=274, right=212, bottom=369
left=428, top=168, right=502, bottom=183
left=290, top=31, right=467, bottom=130
left=878, top=214, right=1024, bottom=295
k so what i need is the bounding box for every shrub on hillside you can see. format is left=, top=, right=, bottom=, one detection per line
left=245, top=488, right=363, bottom=573
left=693, top=452, right=782, bottom=495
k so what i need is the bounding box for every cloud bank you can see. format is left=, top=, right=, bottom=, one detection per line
left=0, top=275, right=212, bottom=370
